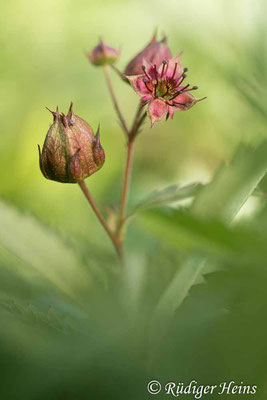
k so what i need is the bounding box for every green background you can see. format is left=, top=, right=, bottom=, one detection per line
left=1, top=0, right=267, bottom=399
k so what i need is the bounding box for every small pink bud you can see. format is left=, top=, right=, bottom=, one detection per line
left=124, top=34, right=172, bottom=76
left=88, top=40, right=120, bottom=66
left=38, top=103, right=105, bottom=183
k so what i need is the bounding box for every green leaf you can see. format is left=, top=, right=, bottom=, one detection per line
left=192, top=142, right=267, bottom=222
left=140, top=208, right=267, bottom=263
left=150, top=263, right=267, bottom=394
left=0, top=201, right=91, bottom=307
left=129, top=183, right=202, bottom=216
left=148, top=141, right=267, bottom=348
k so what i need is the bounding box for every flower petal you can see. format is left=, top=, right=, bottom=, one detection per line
left=153, top=42, right=172, bottom=67
left=142, top=94, right=152, bottom=102
left=168, top=105, right=174, bottom=119
left=126, top=74, right=153, bottom=97
left=171, top=92, right=198, bottom=110
left=148, top=99, right=168, bottom=126
left=142, top=58, right=158, bottom=80
left=159, top=51, right=183, bottom=79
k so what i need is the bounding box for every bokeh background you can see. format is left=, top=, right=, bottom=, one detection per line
left=1, top=0, right=267, bottom=399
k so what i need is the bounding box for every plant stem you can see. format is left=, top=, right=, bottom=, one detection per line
left=102, top=66, right=147, bottom=246
left=117, top=102, right=147, bottom=236
left=78, top=180, right=123, bottom=260
left=103, top=65, right=129, bottom=136
left=118, top=137, right=135, bottom=231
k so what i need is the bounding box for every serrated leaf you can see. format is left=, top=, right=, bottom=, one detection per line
left=129, top=183, right=202, bottom=216
left=140, top=208, right=267, bottom=263
left=150, top=263, right=267, bottom=394
left=149, top=141, right=267, bottom=348
left=192, top=142, right=267, bottom=221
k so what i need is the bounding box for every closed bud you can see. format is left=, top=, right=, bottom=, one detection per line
left=38, top=103, right=105, bottom=183
left=124, top=33, right=172, bottom=76
left=88, top=39, right=120, bottom=66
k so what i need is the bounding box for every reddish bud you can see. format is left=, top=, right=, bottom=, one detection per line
left=88, top=40, right=120, bottom=66
left=38, top=103, right=105, bottom=183
left=124, top=34, right=172, bottom=76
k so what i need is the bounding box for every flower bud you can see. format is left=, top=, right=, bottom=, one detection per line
left=38, top=103, right=105, bottom=183
left=124, top=34, right=172, bottom=76
left=88, top=40, right=120, bottom=66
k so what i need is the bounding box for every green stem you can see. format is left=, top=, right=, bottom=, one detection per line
left=117, top=102, right=147, bottom=237
left=103, top=65, right=129, bottom=136
left=78, top=180, right=123, bottom=261
left=118, top=137, right=135, bottom=233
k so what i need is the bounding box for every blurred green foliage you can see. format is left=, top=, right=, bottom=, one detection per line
left=1, top=0, right=267, bottom=398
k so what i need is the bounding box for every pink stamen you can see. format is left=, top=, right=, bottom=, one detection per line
left=168, top=89, right=184, bottom=101
left=142, top=78, right=152, bottom=93
left=153, top=64, right=159, bottom=97
left=171, top=63, right=178, bottom=80
left=142, top=65, right=151, bottom=81
left=162, top=84, right=170, bottom=98
left=165, top=61, right=169, bottom=76
left=153, top=64, right=158, bottom=85
left=173, top=101, right=190, bottom=107
left=161, top=60, right=167, bottom=78
left=178, top=73, right=187, bottom=86
left=183, top=85, right=198, bottom=92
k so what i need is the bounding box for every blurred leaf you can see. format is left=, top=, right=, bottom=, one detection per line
left=140, top=208, right=267, bottom=263
left=148, top=141, right=267, bottom=347
left=129, top=183, right=202, bottom=215
left=192, top=142, right=267, bottom=221
left=237, top=80, right=267, bottom=123
left=0, top=201, right=91, bottom=307
left=151, top=262, right=267, bottom=399
left=0, top=299, right=76, bottom=334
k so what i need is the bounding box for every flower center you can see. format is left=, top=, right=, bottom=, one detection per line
left=155, top=79, right=176, bottom=100
left=142, top=62, right=198, bottom=106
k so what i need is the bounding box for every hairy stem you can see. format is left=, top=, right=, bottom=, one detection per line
left=103, top=65, right=129, bottom=136
left=78, top=180, right=123, bottom=260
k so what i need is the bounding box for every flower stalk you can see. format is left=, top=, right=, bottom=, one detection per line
left=103, top=65, right=129, bottom=136
left=78, top=180, right=123, bottom=259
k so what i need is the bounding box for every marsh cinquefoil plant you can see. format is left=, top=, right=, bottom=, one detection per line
left=39, top=32, right=206, bottom=262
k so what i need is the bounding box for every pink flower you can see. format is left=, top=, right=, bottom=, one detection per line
left=126, top=53, right=206, bottom=126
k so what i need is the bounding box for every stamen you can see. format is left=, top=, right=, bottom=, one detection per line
left=171, top=63, right=178, bottom=80
left=161, top=60, right=167, bottom=78
left=181, top=83, right=190, bottom=91
left=168, top=87, right=187, bottom=101
left=162, top=84, right=170, bottom=98
left=153, top=64, right=158, bottom=85
left=183, top=67, right=188, bottom=72
left=165, top=61, right=169, bottom=76
left=153, top=64, right=159, bottom=96
left=183, top=85, right=198, bottom=92
left=178, top=73, right=187, bottom=86
left=142, top=65, right=150, bottom=80
left=142, top=78, right=152, bottom=93
left=172, top=101, right=190, bottom=108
